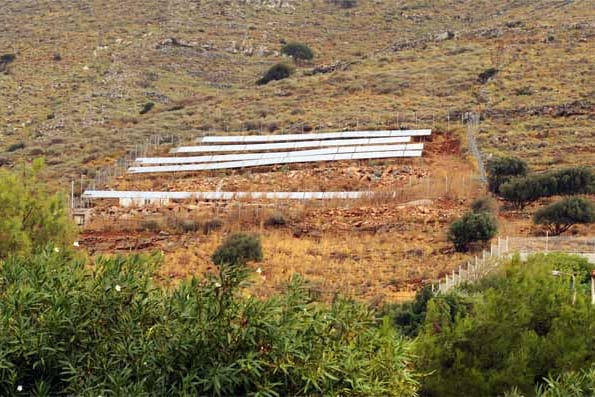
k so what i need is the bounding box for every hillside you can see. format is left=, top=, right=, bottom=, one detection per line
left=1, top=0, right=593, bottom=185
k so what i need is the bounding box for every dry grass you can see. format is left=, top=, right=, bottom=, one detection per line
left=1, top=0, right=592, bottom=187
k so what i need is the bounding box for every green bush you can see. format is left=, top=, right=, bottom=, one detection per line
left=264, top=212, right=287, bottom=227
left=139, top=102, right=154, bottom=114
left=0, top=250, right=419, bottom=396
left=486, top=156, right=528, bottom=194
left=416, top=254, right=595, bottom=397
left=0, top=160, right=76, bottom=258
left=448, top=212, right=497, bottom=252
left=329, top=0, right=358, bottom=8
left=257, top=63, right=293, bottom=85
left=534, top=197, right=595, bottom=235
left=212, top=232, right=263, bottom=266
left=280, top=42, right=314, bottom=62
left=500, top=167, right=594, bottom=209
left=7, top=142, right=26, bottom=152
left=478, top=67, right=499, bottom=83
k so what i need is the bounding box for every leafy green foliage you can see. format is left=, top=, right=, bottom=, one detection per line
left=0, top=161, right=76, bottom=258
left=382, top=286, right=433, bottom=337
left=212, top=232, right=263, bottom=266
left=500, top=167, right=594, bottom=209
left=416, top=254, right=595, bottom=397
left=534, top=197, right=595, bottom=235
left=257, top=63, right=293, bottom=85
left=448, top=212, right=498, bottom=251
left=0, top=250, right=419, bottom=396
left=486, top=156, right=528, bottom=194
left=281, top=42, right=314, bottom=61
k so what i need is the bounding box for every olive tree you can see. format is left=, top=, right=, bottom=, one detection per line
left=533, top=197, right=595, bottom=235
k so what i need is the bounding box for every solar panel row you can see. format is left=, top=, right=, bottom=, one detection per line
left=83, top=190, right=371, bottom=200
left=129, top=150, right=422, bottom=174
left=137, top=143, right=424, bottom=165
left=172, top=136, right=411, bottom=154
left=197, top=129, right=431, bottom=143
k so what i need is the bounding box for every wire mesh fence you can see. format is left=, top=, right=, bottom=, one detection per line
left=436, top=236, right=595, bottom=293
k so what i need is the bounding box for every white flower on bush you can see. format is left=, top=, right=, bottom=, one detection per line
left=115, top=284, right=121, bottom=292
left=17, top=385, right=23, bottom=392
left=214, top=282, right=222, bottom=288
left=53, top=247, right=60, bottom=253
left=256, top=267, right=262, bottom=274
left=73, top=241, right=79, bottom=247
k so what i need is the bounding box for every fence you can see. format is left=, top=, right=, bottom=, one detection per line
left=70, top=134, right=182, bottom=209
left=435, top=236, right=595, bottom=293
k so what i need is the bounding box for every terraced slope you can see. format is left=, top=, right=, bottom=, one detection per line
left=1, top=0, right=593, bottom=184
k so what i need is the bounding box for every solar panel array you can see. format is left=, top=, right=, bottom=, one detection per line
left=83, top=190, right=371, bottom=200
left=197, top=129, right=432, bottom=143
left=128, top=129, right=431, bottom=174
left=137, top=143, right=424, bottom=165
left=172, top=137, right=411, bottom=154
left=129, top=150, right=422, bottom=174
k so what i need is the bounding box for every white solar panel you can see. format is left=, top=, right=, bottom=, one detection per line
left=128, top=150, right=423, bottom=174
left=137, top=143, right=424, bottom=165
left=173, top=137, right=411, bottom=154
left=82, top=190, right=375, bottom=200
left=197, top=129, right=431, bottom=143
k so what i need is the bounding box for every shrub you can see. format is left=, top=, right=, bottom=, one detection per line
left=139, top=102, right=154, bottom=114
left=416, top=254, right=595, bottom=397
left=140, top=219, right=161, bottom=232
left=7, top=142, right=25, bottom=152
left=264, top=212, right=287, bottom=227
left=280, top=42, right=314, bottom=62
left=487, top=156, right=528, bottom=194
left=203, top=217, right=223, bottom=234
left=329, top=0, right=358, bottom=8
left=478, top=67, right=499, bottom=83
left=448, top=212, right=498, bottom=252
left=500, top=167, right=594, bottom=209
left=180, top=219, right=200, bottom=233
left=212, top=232, right=263, bottom=266
left=0, top=250, right=419, bottom=396
left=533, top=197, right=595, bottom=235
left=470, top=197, right=495, bottom=214
left=257, top=63, right=293, bottom=85
left=0, top=160, right=76, bottom=258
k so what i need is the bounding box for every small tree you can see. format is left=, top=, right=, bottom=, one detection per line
left=0, top=160, right=76, bottom=258
left=212, top=232, right=263, bottom=266
left=280, top=42, right=314, bottom=63
left=257, top=63, right=293, bottom=85
left=487, top=156, right=528, bottom=194
left=533, top=197, right=595, bottom=235
left=448, top=212, right=498, bottom=252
